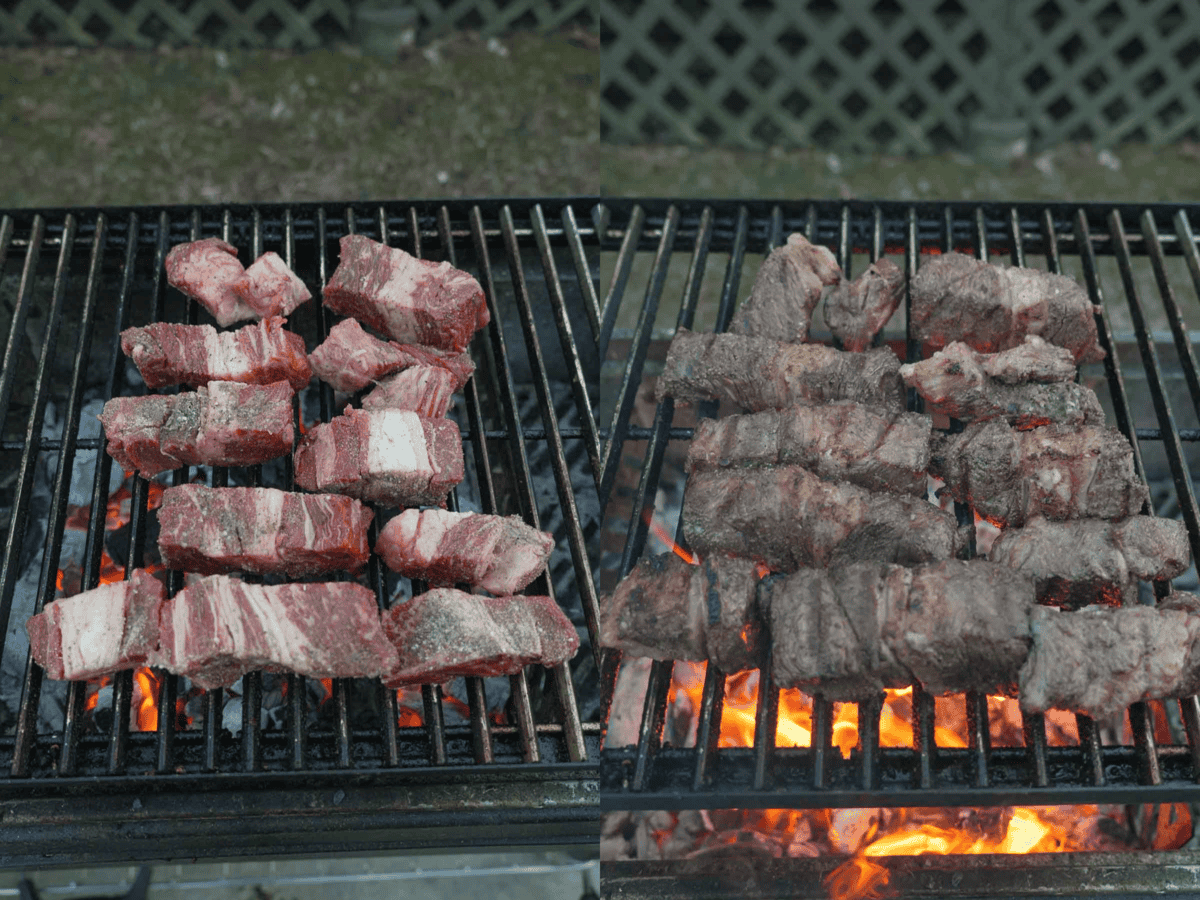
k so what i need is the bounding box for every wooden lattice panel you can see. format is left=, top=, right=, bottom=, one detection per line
left=414, top=0, right=592, bottom=38
left=599, top=0, right=1200, bottom=151
left=0, top=0, right=352, bottom=49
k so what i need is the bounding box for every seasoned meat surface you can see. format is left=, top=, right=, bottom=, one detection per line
left=322, top=235, right=489, bottom=352
left=232, top=251, right=312, bottom=319
left=683, top=465, right=967, bottom=572
left=307, top=317, right=474, bottom=394
left=729, top=233, right=842, bottom=343
left=656, top=328, right=905, bottom=413
left=824, top=257, right=904, bottom=352
left=164, top=238, right=256, bottom=327
left=910, top=252, right=1104, bottom=364
left=361, top=366, right=459, bottom=417
left=686, top=402, right=931, bottom=496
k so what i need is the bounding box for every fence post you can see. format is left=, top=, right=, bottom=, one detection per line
left=966, top=0, right=1030, bottom=163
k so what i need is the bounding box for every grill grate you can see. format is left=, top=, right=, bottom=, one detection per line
left=0, top=199, right=603, bottom=865
left=598, top=198, right=1200, bottom=811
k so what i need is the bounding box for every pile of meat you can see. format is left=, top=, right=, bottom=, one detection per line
left=30, top=235, right=579, bottom=692
left=609, top=237, right=1195, bottom=722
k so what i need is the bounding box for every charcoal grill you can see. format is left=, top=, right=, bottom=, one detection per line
left=0, top=198, right=604, bottom=866
left=598, top=198, right=1200, bottom=813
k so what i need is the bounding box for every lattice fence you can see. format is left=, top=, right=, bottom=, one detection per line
left=599, top=0, right=1200, bottom=152
left=414, top=0, right=592, bottom=38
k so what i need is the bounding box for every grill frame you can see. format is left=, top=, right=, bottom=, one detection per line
left=0, top=198, right=604, bottom=864
left=597, top=197, right=1200, bottom=811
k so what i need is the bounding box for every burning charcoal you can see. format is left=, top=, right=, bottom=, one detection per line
left=293, top=407, right=464, bottom=507
left=911, top=252, right=1105, bottom=364
left=686, top=401, right=931, bottom=497
left=361, top=366, right=460, bottom=417
left=381, top=589, right=579, bottom=685
left=683, top=466, right=967, bottom=573
left=763, top=560, right=1034, bottom=700
left=375, top=508, right=553, bottom=595
left=988, top=516, right=1191, bottom=608
left=601, top=553, right=764, bottom=673
left=308, top=318, right=475, bottom=395
left=121, top=317, right=312, bottom=391
left=931, top=421, right=1149, bottom=527
left=231, top=251, right=311, bottom=319
left=157, top=485, right=373, bottom=577
left=155, top=575, right=398, bottom=690
left=900, top=339, right=1102, bottom=429
left=101, top=380, right=294, bottom=479
left=26, top=569, right=164, bottom=681
left=823, top=257, right=904, bottom=352
left=729, top=233, right=842, bottom=343
left=1019, top=603, right=1200, bottom=719
left=164, top=238, right=256, bottom=327
left=322, top=234, right=489, bottom=353
left=655, top=328, right=905, bottom=413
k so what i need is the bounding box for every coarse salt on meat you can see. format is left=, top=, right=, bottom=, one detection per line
left=165, top=238, right=258, bottom=327
left=232, top=251, right=312, bottom=318
left=121, top=316, right=311, bottom=391
left=308, top=317, right=475, bottom=394
left=26, top=569, right=164, bottom=682
left=322, top=234, right=489, bottom=352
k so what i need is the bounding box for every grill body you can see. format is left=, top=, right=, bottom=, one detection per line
left=0, top=198, right=604, bottom=864
left=598, top=198, right=1200, bottom=811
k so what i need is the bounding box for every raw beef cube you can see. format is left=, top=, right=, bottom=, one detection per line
left=361, top=366, right=459, bottom=417
left=308, top=317, right=475, bottom=394
left=165, top=238, right=257, bottom=327
left=232, top=251, right=312, bottom=318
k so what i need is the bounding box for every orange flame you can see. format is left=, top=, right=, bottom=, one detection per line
left=642, top=510, right=699, bottom=565
left=133, top=667, right=161, bottom=732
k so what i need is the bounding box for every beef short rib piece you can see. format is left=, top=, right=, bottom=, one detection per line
left=164, top=238, right=257, bottom=327
left=824, top=257, right=904, bottom=352
left=322, top=234, right=489, bottom=353
left=989, top=515, right=1190, bottom=608
left=293, top=407, right=464, bottom=507
left=931, top=421, right=1148, bottom=527
left=158, top=484, right=373, bottom=577
left=26, top=569, right=164, bottom=682
left=901, top=339, right=1102, bottom=429
left=231, top=251, right=311, bottom=319
left=307, top=317, right=475, bottom=394
left=1019, top=603, right=1200, bottom=719
left=911, top=252, right=1104, bottom=364
left=656, top=328, right=905, bottom=413
left=683, top=465, right=967, bottom=572
left=377, top=508, right=553, bottom=594
left=601, top=553, right=764, bottom=673
left=361, top=366, right=459, bottom=417
left=382, top=589, right=579, bottom=685
left=101, top=380, right=294, bottom=478
left=729, top=234, right=842, bottom=343
left=121, top=317, right=311, bottom=391
left=763, top=560, right=1033, bottom=700
left=155, top=575, right=397, bottom=690
left=686, top=401, right=931, bottom=496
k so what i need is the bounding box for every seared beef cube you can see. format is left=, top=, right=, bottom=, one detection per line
left=26, top=569, right=164, bottom=681
left=158, top=485, right=373, bottom=577
left=322, top=235, right=489, bottom=353
left=686, top=401, right=931, bottom=496
left=308, top=317, right=475, bottom=394
left=900, top=339, right=1101, bottom=429
left=164, top=238, right=256, bottom=327
left=101, top=380, right=294, bottom=478
left=293, top=407, right=464, bottom=507
left=121, top=317, right=312, bottom=391
left=382, top=589, right=580, bottom=685
left=824, top=258, right=904, bottom=352
left=729, top=234, right=841, bottom=343
left=601, top=553, right=763, bottom=673
left=376, top=508, right=554, bottom=595
left=1019, top=604, right=1200, bottom=719
left=683, top=466, right=967, bottom=572
left=932, top=421, right=1148, bottom=527
left=361, top=366, right=459, bottom=417
left=656, top=328, right=905, bottom=413
left=989, top=516, right=1191, bottom=608
left=911, top=252, right=1104, bottom=364
left=232, top=251, right=311, bottom=318
left=155, top=575, right=397, bottom=690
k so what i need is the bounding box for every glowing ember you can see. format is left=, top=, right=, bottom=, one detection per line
left=133, top=668, right=161, bottom=732
left=642, top=509, right=699, bottom=565
left=395, top=688, right=423, bottom=727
